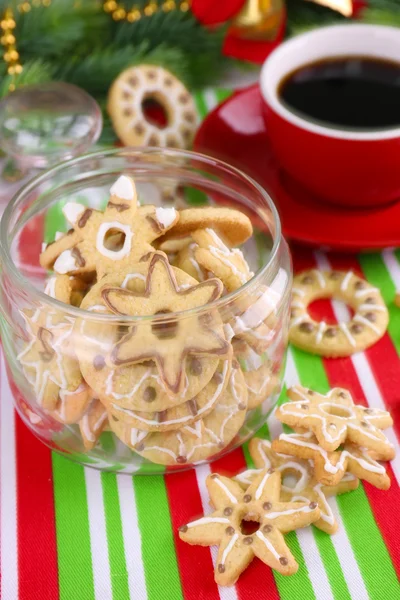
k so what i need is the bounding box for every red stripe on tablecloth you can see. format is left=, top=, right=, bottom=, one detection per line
left=15, top=415, right=59, bottom=600
left=293, top=248, right=400, bottom=577
left=211, top=449, right=281, bottom=600
left=165, top=469, right=221, bottom=600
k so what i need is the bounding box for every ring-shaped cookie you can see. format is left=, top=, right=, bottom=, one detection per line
left=107, top=65, right=198, bottom=148
left=289, top=269, right=388, bottom=357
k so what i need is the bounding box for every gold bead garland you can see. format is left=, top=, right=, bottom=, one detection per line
left=103, top=0, right=191, bottom=22
left=1, top=1, right=52, bottom=91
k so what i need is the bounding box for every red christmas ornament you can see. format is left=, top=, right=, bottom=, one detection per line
left=191, top=0, right=246, bottom=25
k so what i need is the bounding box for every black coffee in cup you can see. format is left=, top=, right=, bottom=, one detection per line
left=278, top=56, right=400, bottom=130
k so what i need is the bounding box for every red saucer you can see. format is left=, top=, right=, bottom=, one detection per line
left=194, top=84, right=400, bottom=251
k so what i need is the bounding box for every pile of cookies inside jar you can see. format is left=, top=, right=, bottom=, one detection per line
left=16, top=175, right=290, bottom=468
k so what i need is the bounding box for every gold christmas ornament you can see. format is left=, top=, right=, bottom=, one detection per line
left=306, top=0, right=352, bottom=16
left=230, top=0, right=285, bottom=41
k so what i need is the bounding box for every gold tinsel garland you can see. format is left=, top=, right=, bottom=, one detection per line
left=103, top=0, right=191, bottom=22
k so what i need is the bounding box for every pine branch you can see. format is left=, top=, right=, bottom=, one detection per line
left=0, top=59, right=54, bottom=97
left=285, top=0, right=346, bottom=36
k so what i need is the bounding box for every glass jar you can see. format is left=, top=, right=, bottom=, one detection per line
left=0, top=148, right=292, bottom=474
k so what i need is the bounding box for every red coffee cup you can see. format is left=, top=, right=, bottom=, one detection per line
left=260, top=24, right=400, bottom=208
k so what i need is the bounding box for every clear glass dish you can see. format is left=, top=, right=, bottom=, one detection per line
left=0, top=148, right=292, bottom=474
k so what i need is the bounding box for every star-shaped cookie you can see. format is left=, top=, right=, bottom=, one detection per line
left=242, top=438, right=359, bottom=534
left=101, top=252, right=231, bottom=394
left=275, top=385, right=394, bottom=457
left=40, top=175, right=179, bottom=279
left=179, top=469, right=320, bottom=585
left=272, top=431, right=391, bottom=489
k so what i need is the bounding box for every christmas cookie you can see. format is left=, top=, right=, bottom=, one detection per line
left=193, top=228, right=253, bottom=291
left=157, top=206, right=253, bottom=247
left=102, top=252, right=230, bottom=394
left=246, top=438, right=359, bottom=534
left=40, top=175, right=179, bottom=279
left=174, top=241, right=207, bottom=281
left=104, top=359, right=231, bottom=432
left=79, top=396, right=108, bottom=451
left=272, top=431, right=391, bottom=489
left=179, top=469, right=320, bottom=585
left=76, top=259, right=224, bottom=409
left=109, top=361, right=248, bottom=465
left=107, top=65, right=198, bottom=148
left=289, top=269, right=388, bottom=357
left=275, top=385, right=394, bottom=456
left=234, top=342, right=278, bottom=409
left=18, top=276, right=87, bottom=411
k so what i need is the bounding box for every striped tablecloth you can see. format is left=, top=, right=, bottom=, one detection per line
left=1, top=89, right=400, bottom=600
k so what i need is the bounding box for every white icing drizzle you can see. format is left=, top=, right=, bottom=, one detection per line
left=235, top=469, right=261, bottom=486
left=256, top=440, right=310, bottom=493
left=96, top=221, right=133, bottom=260
left=292, top=287, right=306, bottom=297
left=355, top=287, right=378, bottom=298
left=188, top=245, right=204, bottom=281
left=55, top=231, right=64, bottom=241
left=214, top=478, right=238, bottom=504
left=339, top=322, right=356, bottom=347
left=81, top=413, right=95, bottom=442
left=187, top=517, right=230, bottom=528
left=62, top=202, right=85, bottom=225
left=290, top=315, right=308, bottom=329
left=155, top=207, right=176, bottom=228
left=266, top=505, right=313, bottom=519
left=110, top=175, right=135, bottom=201
left=291, top=301, right=304, bottom=309
left=353, top=314, right=381, bottom=335
left=313, top=270, right=326, bottom=288
left=358, top=304, right=386, bottom=312
left=121, top=272, right=146, bottom=288
left=41, top=242, right=47, bottom=252
left=340, top=271, right=353, bottom=291
left=255, top=471, right=271, bottom=500
left=315, top=321, right=326, bottom=345
left=54, top=249, right=77, bottom=274
left=44, top=277, right=57, bottom=298
left=255, top=531, right=280, bottom=560
left=221, top=533, right=239, bottom=565
left=130, top=428, right=148, bottom=446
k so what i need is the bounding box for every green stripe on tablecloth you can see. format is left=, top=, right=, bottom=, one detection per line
left=133, top=477, right=183, bottom=600
left=292, top=346, right=400, bottom=599
left=359, top=252, right=400, bottom=356
left=101, top=473, right=131, bottom=600
left=194, top=92, right=208, bottom=118
left=52, top=454, right=95, bottom=600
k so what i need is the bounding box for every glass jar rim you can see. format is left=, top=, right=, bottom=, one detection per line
left=0, top=147, right=283, bottom=322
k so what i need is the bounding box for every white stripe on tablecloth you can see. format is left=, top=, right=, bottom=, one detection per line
left=117, top=474, right=148, bottom=600
left=284, top=349, right=370, bottom=600
left=195, top=463, right=239, bottom=600
left=84, top=467, right=113, bottom=600
left=314, top=251, right=400, bottom=483
left=382, top=248, right=400, bottom=292
left=0, top=353, right=19, bottom=600
left=203, top=89, right=219, bottom=112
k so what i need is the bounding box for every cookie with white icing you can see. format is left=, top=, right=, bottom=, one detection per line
left=179, top=469, right=320, bottom=585
left=234, top=341, right=278, bottom=409
left=107, top=65, right=198, bottom=149
left=276, top=385, right=394, bottom=456
left=242, top=438, right=359, bottom=534
left=76, top=254, right=228, bottom=407
left=18, top=275, right=88, bottom=413
left=158, top=206, right=253, bottom=247
left=289, top=269, right=388, bottom=357
left=108, top=361, right=248, bottom=465
left=79, top=395, right=108, bottom=451
left=40, top=175, right=179, bottom=279
left=272, top=431, right=391, bottom=489
left=103, top=359, right=231, bottom=433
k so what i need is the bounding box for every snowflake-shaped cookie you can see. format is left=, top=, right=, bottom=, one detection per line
left=275, top=385, right=394, bottom=456
left=101, top=252, right=230, bottom=394
left=40, top=175, right=179, bottom=279
left=243, top=438, right=359, bottom=534
left=179, top=469, right=320, bottom=585
left=272, top=431, right=391, bottom=489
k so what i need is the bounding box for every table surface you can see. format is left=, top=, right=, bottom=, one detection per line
left=1, top=88, right=400, bottom=600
